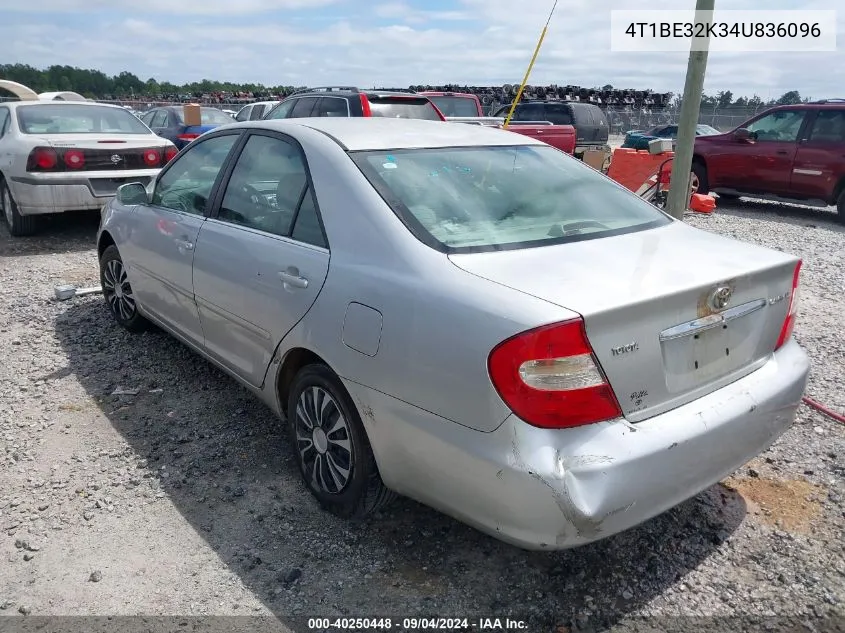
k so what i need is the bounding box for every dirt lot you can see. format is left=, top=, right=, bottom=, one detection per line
left=1, top=200, right=844, bottom=633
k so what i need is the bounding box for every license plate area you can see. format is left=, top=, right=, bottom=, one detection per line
left=660, top=299, right=766, bottom=393
left=90, top=176, right=151, bottom=197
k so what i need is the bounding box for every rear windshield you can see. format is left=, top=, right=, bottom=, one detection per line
left=16, top=104, right=151, bottom=135
left=367, top=97, right=442, bottom=121
left=176, top=108, right=234, bottom=125
left=351, top=145, right=670, bottom=253
left=427, top=96, right=480, bottom=117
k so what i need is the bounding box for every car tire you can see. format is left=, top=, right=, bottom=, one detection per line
left=287, top=363, right=396, bottom=519
left=99, top=244, right=149, bottom=333
left=836, top=188, right=845, bottom=225
left=691, top=161, right=710, bottom=195
left=1, top=179, right=38, bottom=237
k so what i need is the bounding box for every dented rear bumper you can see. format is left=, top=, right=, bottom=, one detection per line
left=345, top=339, right=809, bottom=550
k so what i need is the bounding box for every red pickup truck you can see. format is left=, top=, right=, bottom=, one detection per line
left=420, top=91, right=576, bottom=154
left=692, top=101, right=845, bottom=222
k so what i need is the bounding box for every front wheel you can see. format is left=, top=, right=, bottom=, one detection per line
left=287, top=364, right=395, bottom=519
left=691, top=162, right=709, bottom=195
left=99, top=245, right=148, bottom=333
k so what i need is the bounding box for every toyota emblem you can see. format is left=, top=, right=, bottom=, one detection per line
left=110, top=154, right=122, bottom=164
left=708, top=286, right=733, bottom=311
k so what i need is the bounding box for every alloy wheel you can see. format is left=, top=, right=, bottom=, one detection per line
left=295, top=386, right=354, bottom=495
left=102, top=259, right=137, bottom=322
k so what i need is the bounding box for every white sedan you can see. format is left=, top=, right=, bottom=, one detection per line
left=0, top=100, right=177, bottom=236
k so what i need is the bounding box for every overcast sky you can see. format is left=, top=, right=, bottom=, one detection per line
left=0, top=0, right=842, bottom=99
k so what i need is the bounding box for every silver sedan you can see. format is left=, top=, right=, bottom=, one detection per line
left=96, top=117, right=810, bottom=550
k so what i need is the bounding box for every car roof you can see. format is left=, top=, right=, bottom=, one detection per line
left=4, top=100, right=126, bottom=110
left=240, top=117, right=543, bottom=151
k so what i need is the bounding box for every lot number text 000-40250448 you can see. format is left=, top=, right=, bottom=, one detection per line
left=609, top=9, right=837, bottom=52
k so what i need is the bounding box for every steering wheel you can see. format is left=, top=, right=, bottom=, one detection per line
left=237, top=182, right=272, bottom=209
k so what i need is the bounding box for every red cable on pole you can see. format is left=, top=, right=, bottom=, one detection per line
left=803, top=396, right=845, bottom=425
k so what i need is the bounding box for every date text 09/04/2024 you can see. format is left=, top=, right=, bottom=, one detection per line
left=306, top=617, right=528, bottom=630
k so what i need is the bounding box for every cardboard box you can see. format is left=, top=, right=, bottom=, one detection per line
left=582, top=149, right=607, bottom=171
left=182, top=103, right=201, bottom=127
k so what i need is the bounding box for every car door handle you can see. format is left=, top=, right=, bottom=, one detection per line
left=176, top=239, right=194, bottom=251
left=776, top=150, right=789, bottom=155
left=278, top=270, right=308, bottom=289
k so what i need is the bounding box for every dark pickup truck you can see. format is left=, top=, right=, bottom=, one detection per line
left=491, top=100, right=609, bottom=158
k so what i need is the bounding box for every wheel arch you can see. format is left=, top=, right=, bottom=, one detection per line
left=275, top=347, right=331, bottom=415
left=97, top=230, right=116, bottom=259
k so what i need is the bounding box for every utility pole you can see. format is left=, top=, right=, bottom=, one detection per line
left=665, top=0, right=715, bottom=220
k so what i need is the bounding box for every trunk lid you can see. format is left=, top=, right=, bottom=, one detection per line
left=39, top=135, right=172, bottom=171
left=449, top=221, right=799, bottom=421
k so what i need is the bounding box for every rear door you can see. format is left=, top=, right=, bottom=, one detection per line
left=790, top=108, right=845, bottom=201
left=191, top=131, right=330, bottom=387
left=121, top=132, right=241, bottom=347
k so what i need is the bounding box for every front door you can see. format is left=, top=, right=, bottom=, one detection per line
left=122, top=132, right=240, bottom=347
left=192, top=131, right=330, bottom=387
left=790, top=109, right=845, bottom=201
left=712, top=109, right=807, bottom=194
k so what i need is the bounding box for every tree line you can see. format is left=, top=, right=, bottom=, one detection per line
left=0, top=63, right=812, bottom=108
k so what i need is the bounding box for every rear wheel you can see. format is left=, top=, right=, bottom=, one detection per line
left=287, top=364, right=395, bottom=519
left=691, top=161, right=709, bottom=195
left=99, top=245, right=148, bottom=333
left=0, top=179, right=38, bottom=237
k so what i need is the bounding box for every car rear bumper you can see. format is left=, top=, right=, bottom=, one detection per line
left=346, top=339, right=809, bottom=550
left=9, top=170, right=158, bottom=215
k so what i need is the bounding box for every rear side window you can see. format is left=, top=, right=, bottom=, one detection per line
left=808, top=110, right=845, bottom=142
left=543, top=103, right=573, bottom=125
left=427, top=96, right=480, bottom=117
left=367, top=96, right=442, bottom=121
left=176, top=108, right=233, bottom=126
left=351, top=145, right=669, bottom=253
left=290, top=97, right=319, bottom=118
left=235, top=106, right=251, bottom=122
left=316, top=97, right=349, bottom=118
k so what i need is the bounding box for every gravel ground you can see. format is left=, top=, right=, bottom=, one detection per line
left=0, top=202, right=844, bottom=633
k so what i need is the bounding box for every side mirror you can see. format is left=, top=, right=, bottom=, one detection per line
left=116, top=182, right=149, bottom=206
left=733, top=128, right=752, bottom=142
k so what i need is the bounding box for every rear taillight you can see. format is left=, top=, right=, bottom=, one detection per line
left=360, top=94, right=372, bottom=117
left=27, top=147, right=58, bottom=171
left=143, top=149, right=161, bottom=167
left=488, top=318, right=622, bottom=429
left=63, top=149, right=85, bottom=170
left=177, top=133, right=200, bottom=142
left=164, top=146, right=178, bottom=162
left=775, top=260, right=802, bottom=350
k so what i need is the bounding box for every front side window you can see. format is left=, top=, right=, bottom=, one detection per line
left=151, top=134, right=238, bottom=214
left=218, top=134, right=308, bottom=236
left=746, top=110, right=806, bottom=142
left=351, top=145, right=670, bottom=253
left=17, top=104, right=151, bottom=134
